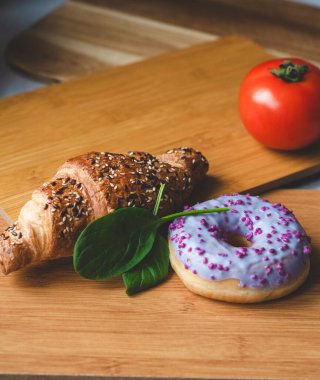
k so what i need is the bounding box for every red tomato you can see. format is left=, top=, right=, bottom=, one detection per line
left=239, top=58, right=320, bottom=150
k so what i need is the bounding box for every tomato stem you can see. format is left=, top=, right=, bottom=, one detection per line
left=271, top=61, right=308, bottom=83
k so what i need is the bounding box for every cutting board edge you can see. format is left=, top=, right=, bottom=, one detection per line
left=245, top=164, right=320, bottom=195
left=3, top=34, right=264, bottom=103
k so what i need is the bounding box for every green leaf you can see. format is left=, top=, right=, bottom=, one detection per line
left=73, top=207, right=160, bottom=280
left=159, top=207, right=230, bottom=223
left=122, top=234, right=169, bottom=295
left=153, top=182, right=165, bottom=215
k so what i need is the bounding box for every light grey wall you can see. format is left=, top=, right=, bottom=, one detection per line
left=0, top=0, right=65, bottom=98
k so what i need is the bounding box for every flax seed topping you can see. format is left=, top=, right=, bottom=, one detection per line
left=41, top=177, right=91, bottom=240
left=80, top=149, right=202, bottom=214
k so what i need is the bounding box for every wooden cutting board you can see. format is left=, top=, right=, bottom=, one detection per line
left=0, top=36, right=319, bottom=222
left=7, top=0, right=215, bottom=82
left=1, top=189, right=319, bottom=379
left=7, top=0, right=320, bottom=82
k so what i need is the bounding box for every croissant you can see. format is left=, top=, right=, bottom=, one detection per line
left=0, top=148, right=208, bottom=275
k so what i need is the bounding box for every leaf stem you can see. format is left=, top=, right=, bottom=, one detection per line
left=153, top=183, right=165, bottom=216
left=159, top=207, right=230, bottom=223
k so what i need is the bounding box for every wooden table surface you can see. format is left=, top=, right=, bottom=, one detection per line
left=7, top=0, right=320, bottom=82
left=1, top=189, right=320, bottom=380
left=0, top=36, right=320, bottom=380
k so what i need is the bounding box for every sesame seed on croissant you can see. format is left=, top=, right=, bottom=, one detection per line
left=0, top=147, right=208, bottom=275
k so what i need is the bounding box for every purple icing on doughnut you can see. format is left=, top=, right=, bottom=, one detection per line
left=169, top=194, right=311, bottom=289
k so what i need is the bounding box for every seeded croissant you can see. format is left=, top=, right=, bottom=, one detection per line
left=0, top=148, right=208, bottom=274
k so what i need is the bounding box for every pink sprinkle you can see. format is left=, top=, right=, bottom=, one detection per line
left=266, top=233, right=272, bottom=238
left=235, top=250, right=247, bottom=259
left=193, top=269, right=197, bottom=275
left=254, top=216, right=260, bottom=221
left=269, top=248, right=276, bottom=254
left=251, top=274, right=258, bottom=280
left=303, top=246, right=311, bottom=255
left=207, top=224, right=217, bottom=232
left=246, top=232, right=253, bottom=241
left=208, top=263, right=217, bottom=270
left=265, top=265, right=273, bottom=275
left=203, top=257, right=209, bottom=264
left=200, top=218, right=207, bottom=226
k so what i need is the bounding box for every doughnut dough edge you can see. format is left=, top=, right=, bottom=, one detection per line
left=169, top=241, right=310, bottom=303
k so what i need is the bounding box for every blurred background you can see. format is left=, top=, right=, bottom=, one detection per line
left=1, top=0, right=319, bottom=187
left=1, top=0, right=319, bottom=98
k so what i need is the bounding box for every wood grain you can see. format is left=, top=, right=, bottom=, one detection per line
left=99, top=0, right=320, bottom=61
left=0, top=189, right=319, bottom=379
left=7, top=0, right=215, bottom=82
left=0, top=36, right=320, bottom=222
left=6, top=0, right=320, bottom=82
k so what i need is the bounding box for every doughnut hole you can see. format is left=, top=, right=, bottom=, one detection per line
left=226, top=233, right=252, bottom=248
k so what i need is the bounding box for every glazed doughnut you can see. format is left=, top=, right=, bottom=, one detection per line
left=169, top=194, right=311, bottom=303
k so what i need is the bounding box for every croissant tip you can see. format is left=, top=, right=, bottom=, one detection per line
left=159, top=147, right=209, bottom=181
left=0, top=258, right=9, bottom=275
